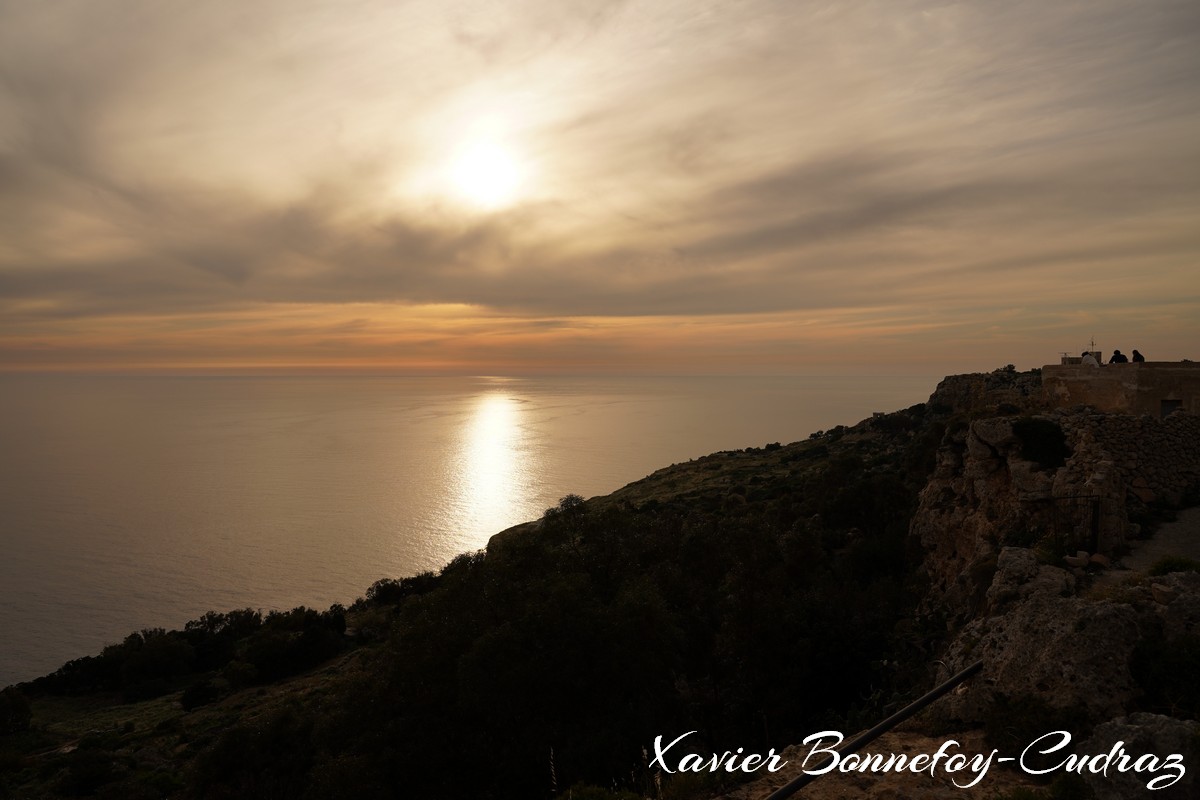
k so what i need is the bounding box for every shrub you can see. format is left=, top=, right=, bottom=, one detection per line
left=221, top=660, right=257, bottom=690
left=1147, top=556, right=1200, bottom=576
left=985, top=694, right=1092, bottom=770
left=191, top=705, right=315, bottom=797
left=543, top=493, right=586, bottom=521
left=363, top=573, right=439, bottom=606
left=0, top=687, right=31, bottom=735
left=181, top=679, right=221, bottom=712
left=116, top=629, right=195, bottom=699
left=56, top=749, right=117, bottom=796
left=1131, top=633, right=1200, bottom=718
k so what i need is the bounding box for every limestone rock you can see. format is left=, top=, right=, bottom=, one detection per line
left=1079, top=713, right=1200, bottom=800
left=1154, top=571, right=1200, bottom=640
left=986, top=547, right=1075, bottom=613
left=934, top=594, right=1141, bottom=725
left=912, top=417, right=1064, bottom=624
left=1152, top=583, right=1179, bottom=605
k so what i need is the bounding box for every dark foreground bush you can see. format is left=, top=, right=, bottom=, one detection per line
left=1147, top=556, right=1200, bottom=577
left=1132, top=633, right=1200, bottom=719
left=0, top=688, right=31, bottom=735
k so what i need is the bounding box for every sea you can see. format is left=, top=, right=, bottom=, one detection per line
left=0, top=374, right=936, bottom=687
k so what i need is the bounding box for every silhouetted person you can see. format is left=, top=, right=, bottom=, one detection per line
left=1109, top=349, right=1129, bottom=364
left=1081, top=351, right=1099, bottom=367
left=1132, top=349, right=1145, bottom=362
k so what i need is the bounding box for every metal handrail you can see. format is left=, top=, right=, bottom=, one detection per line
left=762, top=660, right=984, bottom=800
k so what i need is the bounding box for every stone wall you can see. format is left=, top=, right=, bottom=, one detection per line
left=1042, top=362, right=1200, bottom=416
left=1057, top=410, right=1200, bottom=508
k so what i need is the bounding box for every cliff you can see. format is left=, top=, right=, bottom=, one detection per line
left=914, top=383, right=1200, bottom=799
left=913, top=398, right=1200, bottom=625
left=727, top=368, right=1200, bottom=800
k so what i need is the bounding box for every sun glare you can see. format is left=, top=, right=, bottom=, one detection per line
left=448, top=142, right=524, bottom=210
left=451, top=392, right=533, bottom=550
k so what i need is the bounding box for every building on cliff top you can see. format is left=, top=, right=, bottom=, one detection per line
left=1042, top=361, right=1200, bottom=417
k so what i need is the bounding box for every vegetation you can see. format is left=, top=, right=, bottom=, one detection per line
left=0, top=689, right=31, bottom=736
left=11, top=375, right=1194, bottom=798
left=1147, top=556, right=1200, bottom=576
left=1131, top=633, right=1200, bottom=719
left=26, top=606, right=346, bottom=705
left=984, top=694, right=1093, bottom=771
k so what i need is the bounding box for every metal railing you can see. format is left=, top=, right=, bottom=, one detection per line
left=761, top=660, right=984, bottom=800
left=1047, top=494, right=1123, bottom=555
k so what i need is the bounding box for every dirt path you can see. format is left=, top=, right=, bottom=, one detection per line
left=1121, top=506, right=1200, bottom=572
left=1093, top=506, right=1200, bottom=589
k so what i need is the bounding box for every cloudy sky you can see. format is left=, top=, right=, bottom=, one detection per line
left=2, top=0, right=1198, bottom=374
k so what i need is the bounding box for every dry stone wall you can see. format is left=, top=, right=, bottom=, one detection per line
left=1056, top=410, right=1200, bottom=509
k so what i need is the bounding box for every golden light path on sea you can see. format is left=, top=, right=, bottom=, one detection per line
left=451, top=389, right=535, bottom=552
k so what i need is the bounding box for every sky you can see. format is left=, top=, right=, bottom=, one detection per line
left=1, top=0, right=1198, bottom=375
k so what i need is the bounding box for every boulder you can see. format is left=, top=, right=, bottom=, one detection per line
left=1079, top=713, right=1199, bottom=800
left=987, top=547, right=1075, bottom=613
left=933, top=553, right=1140, bottom=725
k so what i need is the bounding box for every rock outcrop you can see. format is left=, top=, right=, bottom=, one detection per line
left=911, top=415, right=1062, bottom=624
left=704, top=369, right=1200, bottom=800
left=1080, top=713, right=1200, bottom=800
left=932, top=548, right=1143, bottom=725
left=927, top=367, right=1046, bottom=415
left=911, top=368, right=1200, bottom=725
left=911, top=392, right=1200, bottom=627
left=904, top=375, right=1200, bottom=797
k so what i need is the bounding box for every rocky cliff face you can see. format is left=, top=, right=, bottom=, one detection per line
left=728, top=369, right=1200, bottom=800
left=927, top=368, right=1046, bottom=416
left=911, top=414, right=1060, bottom=625
left=935, top=547, right=1142, bottom=723
left=927, top=555, right=1200, bottom=799
left=913, top=372, right=1200, bottom=797
left=912, top=383, right=1200, bottom=627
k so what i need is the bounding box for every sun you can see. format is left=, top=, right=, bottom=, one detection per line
left=448, top=142, right=524, bottom=210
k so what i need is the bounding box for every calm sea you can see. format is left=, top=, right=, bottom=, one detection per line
left=0, top=374, right=935, bottom=687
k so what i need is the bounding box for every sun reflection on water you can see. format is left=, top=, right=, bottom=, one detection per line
left=452, top=391, right=533, bottom=551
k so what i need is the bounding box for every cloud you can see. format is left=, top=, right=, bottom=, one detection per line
left=1, top=0, right=1198, bottom=369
